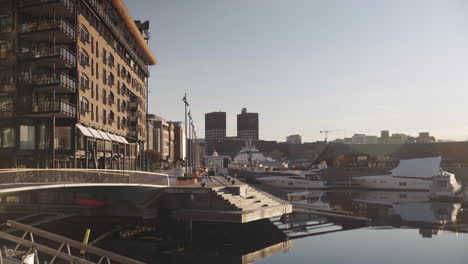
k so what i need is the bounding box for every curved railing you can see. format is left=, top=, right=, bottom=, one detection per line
left=0, top=168, right=170, bottom=188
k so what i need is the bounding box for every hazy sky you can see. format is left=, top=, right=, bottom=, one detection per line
left=124, top=0, right=468, bottom=142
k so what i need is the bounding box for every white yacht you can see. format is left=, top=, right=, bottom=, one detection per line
left=353, top=157, right=461, bottom=194
left=256, top=169, right=329, bottom=189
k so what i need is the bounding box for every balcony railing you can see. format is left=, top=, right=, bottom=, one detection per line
left=19, top=19, right=75, bottom=41
left=32, top=99, right=76, bottom=116
left=18, top=0, right=75, bottom=14
left=23, top=72, right=77, bottom=92
left=0, top=101, right=13, bottom=113
left=21, top=45, right=76, bottom=65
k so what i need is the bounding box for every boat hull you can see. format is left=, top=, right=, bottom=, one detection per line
left=352, top=175, right=432, bottom=191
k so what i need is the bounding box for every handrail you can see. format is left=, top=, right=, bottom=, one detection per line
left=5, top=220, right=144, bottom=264
left=19, top=19, right=75, bottom=40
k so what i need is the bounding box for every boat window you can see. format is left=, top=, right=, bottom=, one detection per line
left=399, top=194, right=407, bottom=198
left=288, top=182, right=293, bottom=186
left=399, top=182, right=407, bottom=186
left=436, top=180, right=447, bottom=187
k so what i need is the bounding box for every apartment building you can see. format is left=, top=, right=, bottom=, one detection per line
left=0, top=0, right=157, bottom=169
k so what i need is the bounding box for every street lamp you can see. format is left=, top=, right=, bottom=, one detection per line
left=183, top=94, right=189, bottom=176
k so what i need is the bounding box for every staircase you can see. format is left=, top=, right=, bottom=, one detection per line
left=213, top=185, right=287, bottom=212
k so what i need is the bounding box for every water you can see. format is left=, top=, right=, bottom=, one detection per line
left=0, top=187, right=466, bottom=263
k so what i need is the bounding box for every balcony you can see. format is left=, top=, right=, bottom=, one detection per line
left=29, top=99, right=76, bottom=118
left=18, top=0, right=75, bottom=19
left=19, top=45, right=76, bottom=68
left=23, top=72, right=77, bottom=93
left=0, top=82, right=15, bottom=93
left=19, top=19, right=75, bottom=43
left=0, top=101, right=13, bottom=118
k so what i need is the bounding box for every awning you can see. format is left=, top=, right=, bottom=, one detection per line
left=118, top=136, right=129, bottom=144
left=108, top=133, right=121, bottom=143
left=97, top=130, right=112, bottom=141
left=87, top=127, right=103, bottom=139
left=76, top=124, right=93, bottom=138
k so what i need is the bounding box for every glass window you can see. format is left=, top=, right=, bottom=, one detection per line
left=38, top=124, right=46, bottom=150
left=79, top=24, right=90, bottom=43
left=20, top=125, right=35, bottom=150
left=1, top=127, right=14, bottom=148
left=55, top=127, right=71, bottom=150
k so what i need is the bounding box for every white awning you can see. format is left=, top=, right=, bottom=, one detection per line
left=108, top=133, right=121, bottom=143
left=118, top=136, right=129, bottom=144
left=97, top=130, right=112, bottom=141
left=87, top=127, right=103, bottom=139
left=76, top=124, right=93, bottom=138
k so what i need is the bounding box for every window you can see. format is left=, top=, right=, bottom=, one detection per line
left=96, top=85, right=99, bottom=100
left=91, top=58, right=94, bottom=75
left=79, top=24, right=90, bottom=43
left=79, top=49, right=90, bottom=67
left=96, top=105, right=99, bottom=122
left=102, top=88, right=107, bottom=104
left=91, top=36, right=94, bottom=53
left=103, top=109, right=107, bottom=125
left=95, top=62, right=99, bottom=79
left=91, top=103, right=94, bottom=121
left=102, top=69, right=107, bottom=84
left=0, top=14, right=13, bottom=32
left=399, top=182, right=407, bottom=187
left=79, top=73, right=89, bottom=90
left=79, top=97, right=90, bottom=115
left=91, top=81, right=94, bottom=98
left=108, top=53, right=114, bottom=68
left=55, top=127, right=71, bottom=150
left=102, top=49, right=107, bottom=65
left=1, top=127, right=14, bottom=148
left=38, top=124, right=46, bottom=150
left=108, top=72, right=114, bottom=86
left=109, top=111, right=115, bottom=123
left=108, top=92, right=114, bottom=105
left=96, top=41, right=99, bottom=57
left=20, top=125, right=35, bottom=150
left=0, top=40, right=13, bottom=59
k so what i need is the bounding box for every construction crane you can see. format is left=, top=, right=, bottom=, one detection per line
left=320, top=130, right=345, bottom=143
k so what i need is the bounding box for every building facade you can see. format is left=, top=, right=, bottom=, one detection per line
left=286, top=134, right=302, bottom=144
left=0, top=0, right=156, bottom=169
left=237, top=108, right=258, bottom=141
left=205, top=111, right=226, bottom=155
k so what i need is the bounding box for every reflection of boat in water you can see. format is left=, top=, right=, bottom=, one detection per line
left=286, top=190, right=333, bottom=210
left=353, top=189, right=463, bottom=237
left=256, top=170, right=329, bottom=189
left=354, top=191, right=430, bottom=205
left=353, top=157, right=461, bottom=196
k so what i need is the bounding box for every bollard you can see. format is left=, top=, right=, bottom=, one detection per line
left=80, top=228, right=91, bottom=255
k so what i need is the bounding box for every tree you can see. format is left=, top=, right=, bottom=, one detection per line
left=145, top=150, right=162, bottom=171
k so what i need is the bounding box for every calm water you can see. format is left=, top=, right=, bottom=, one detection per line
left=0, top=187, right=466, bottom=263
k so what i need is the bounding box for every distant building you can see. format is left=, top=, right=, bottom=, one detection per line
left=237, top=108, right=259, bottom=141
left=416, top=132, right=435, bottom=144
left=351, top=134, right=378, bottom=144
left=286, top=134, right=302, bottom=144
left=205, top=111, right=226, bottom=155
left=173, top=122, right=184, bottom=162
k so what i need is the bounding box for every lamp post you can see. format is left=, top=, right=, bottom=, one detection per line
left=183, top=94, right=189, bottom=177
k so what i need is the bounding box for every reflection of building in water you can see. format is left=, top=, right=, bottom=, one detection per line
left=419, top=228, right=440, bottom=238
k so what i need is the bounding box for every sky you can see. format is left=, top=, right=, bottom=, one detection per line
left=124, top=0, right=468, bottom=142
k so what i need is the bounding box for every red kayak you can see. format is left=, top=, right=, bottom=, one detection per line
left=72, top=199, right=109, bottom=206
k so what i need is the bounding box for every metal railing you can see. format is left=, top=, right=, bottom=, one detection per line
left=0, top=220, right=143, bottom=264
left=32, top=99, right=76, bottom=116
left=18, top=0, right=75, bottom=14
left=22, top=45, right=76, bottom=65
left=0, top=101, right=13, bottom=112
left=24, top=72, right=77, bottom=92
left=19, top=19, right=75, bottom=41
